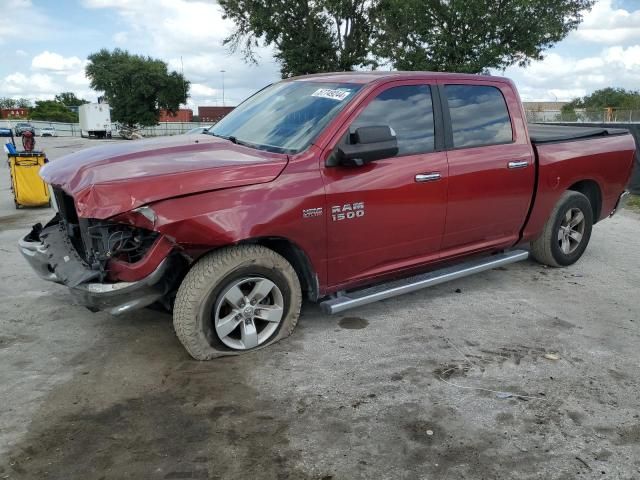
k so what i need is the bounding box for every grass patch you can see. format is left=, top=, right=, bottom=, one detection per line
left=626, top=194, right=640, bottom=212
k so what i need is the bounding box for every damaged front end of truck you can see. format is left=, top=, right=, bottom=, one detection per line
left=19, top=187, right=185, bottom=315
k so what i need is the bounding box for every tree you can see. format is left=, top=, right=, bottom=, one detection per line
left=54, top=92, right=89, bottom=107
left=16, top=98, right=32, bottom=108
left=0, top=98, right=17, bottom=109
left=220, top=0, right=374, bottom=77
left=85, top=49, right=190, bottom=127
left=374, top=0, right=594, bottom=73
left=29, top=100, right=78, bottom=122
left=561, top=88, right=640, bottom=114
left=220, top=0, right=594, bottom=77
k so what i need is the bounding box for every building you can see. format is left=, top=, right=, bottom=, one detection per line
left=1, top=108, right=29, bottom=119
left=198, top=106, right=234, bottom=123
left=159, top=108, right=193, bottom=122
left=522, top=101, right=568, bottom=112
left=522, top=101, right=568, bottom=122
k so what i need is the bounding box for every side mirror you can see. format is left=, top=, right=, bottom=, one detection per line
left=335, top=125, right=398, bottom=167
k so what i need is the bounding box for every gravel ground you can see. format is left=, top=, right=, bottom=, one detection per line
left=0, top=137, right=639, bottom=479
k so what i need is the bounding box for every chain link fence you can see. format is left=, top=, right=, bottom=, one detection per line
left=526, top=109, right=640, bottom=124
left=0, top=119, right=212, bottom=138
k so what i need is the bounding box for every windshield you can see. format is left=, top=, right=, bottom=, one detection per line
left=207, top=81, right=362, bottom=154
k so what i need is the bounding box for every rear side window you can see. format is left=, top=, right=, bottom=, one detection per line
left=351, top=85, right=435, bottom=156
left=445, top=85, right=513, bottom=148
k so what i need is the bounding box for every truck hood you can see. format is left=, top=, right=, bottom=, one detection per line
left=41, top=135, right=288, bottom=219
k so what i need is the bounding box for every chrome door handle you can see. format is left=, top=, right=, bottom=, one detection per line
left=415, top=172, right=441, bottom=182
left=508, top=161, right=529, bottom=169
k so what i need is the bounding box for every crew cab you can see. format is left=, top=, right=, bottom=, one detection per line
left=19, top=72, right=636, bottom=360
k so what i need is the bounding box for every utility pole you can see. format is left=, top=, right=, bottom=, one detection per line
left=220, top=70, right=226, bottom=107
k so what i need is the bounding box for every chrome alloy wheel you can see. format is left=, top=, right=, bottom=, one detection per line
left=558, top=208, right=586, bottom=255
left=213, top=277, right=285, bottom=350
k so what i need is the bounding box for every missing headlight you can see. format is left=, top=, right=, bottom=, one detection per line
left=84, top=221, right=159, bottom=270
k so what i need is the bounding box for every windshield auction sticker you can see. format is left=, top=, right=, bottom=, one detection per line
left=311, top=88, right=351, bottom=101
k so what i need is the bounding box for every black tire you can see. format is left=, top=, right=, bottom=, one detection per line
left=530, top=191, right=593, bottom=267
left=173, top=245, right=302, bottom=360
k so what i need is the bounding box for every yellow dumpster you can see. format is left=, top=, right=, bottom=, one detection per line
left=7, top=153, right=51, bottom=208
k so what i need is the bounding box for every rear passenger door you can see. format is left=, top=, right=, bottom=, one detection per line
left=439, top=81, right=535, bottom=254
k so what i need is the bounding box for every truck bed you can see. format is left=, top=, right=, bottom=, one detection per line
left=522, top=129, right=636, bottom=243
left=528, top=124, right=630, bottom=144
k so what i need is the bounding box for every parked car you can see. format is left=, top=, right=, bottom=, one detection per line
left=40, top=126, right=56, bottom=137
left=185, top=125, right=212, bottom=135
left=19, top=72, right=637, bottom=360
left=0, top=127, right=11, bottom=137
left=14, top=122, right=35, bottom=136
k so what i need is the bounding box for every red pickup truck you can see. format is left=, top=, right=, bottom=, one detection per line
left=20, top=72, right=636, bottom=360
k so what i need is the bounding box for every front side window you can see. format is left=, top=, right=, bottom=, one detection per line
left=208, top=81, right=361, bottom=154
left=351, top=85, right=435, bottom=156
left=445, top=85, right=513, bottom=148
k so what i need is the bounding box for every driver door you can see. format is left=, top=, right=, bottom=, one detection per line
left=321, top=82, right=448, bottom=288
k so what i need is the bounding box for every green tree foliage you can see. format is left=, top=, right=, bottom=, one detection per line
left=16, top=98, right=32, bottom=108
left=0, top=98, right=31, bottom=109
left=85, top=49, right=190, bottom=127
left=220, top=0, right=375, bottom=77
left=0, top=98, right=17, bottom=109
left=29, top=100, right=78, bottom=122
left=374, top=0, right=594, bottom=73
left=54, top=92, right=89, bottom=107
left=561, top=87, right=640, bottom=114
left=220, top=0, right=594, bottom=77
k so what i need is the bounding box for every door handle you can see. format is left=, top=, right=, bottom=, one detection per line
left=508, top=161, right=529, bottom=169
left=415, top=172, right=441, bottom=182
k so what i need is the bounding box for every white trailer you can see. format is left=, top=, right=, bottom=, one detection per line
left=79, top=103, right=112, bottom=139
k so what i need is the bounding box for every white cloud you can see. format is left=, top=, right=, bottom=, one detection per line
left=32, top=51, right=84, bottom=73
left=1, top=72, right=61, bottom=97
left=190, top=83, right=218, bottom=98
left=0, top=70, right=97, bottom=103
left=574, top=0, right=640, bottom=44
left=113, top=31, right=128, bottom=44
left=504, top=44, right=640, bottom=101
left=0, top=0, right=50, bottom=45
left=81, top=0, right=280, bottom=107
left=66, top=69, right=90, bottom=88
left=82, top=0, right=232, bottom=52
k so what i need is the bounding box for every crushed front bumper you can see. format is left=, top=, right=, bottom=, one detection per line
left=19, top=224, right=172, bottom=315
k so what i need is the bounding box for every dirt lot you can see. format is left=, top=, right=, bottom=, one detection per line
left=1, top=137, right=639, bottom=479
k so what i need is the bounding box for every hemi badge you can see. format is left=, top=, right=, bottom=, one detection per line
left=302, top=207, right=323, bottom=218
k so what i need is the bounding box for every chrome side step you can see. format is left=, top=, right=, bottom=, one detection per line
left=319, top=250, right=529, bottom=314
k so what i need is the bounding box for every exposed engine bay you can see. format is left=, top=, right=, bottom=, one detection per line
left=38, top=187, right=160, bottom=283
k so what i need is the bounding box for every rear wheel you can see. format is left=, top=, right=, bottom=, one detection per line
left=530, top=190, right=593, bottom=267
left=173, top=245, right=302, bottom=360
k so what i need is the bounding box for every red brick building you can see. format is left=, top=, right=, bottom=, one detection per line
left=1, top=108, right=29, bottom=119
left=198, top=106, right=234, bottom=123
left=159, top=108, right=193, bottom=122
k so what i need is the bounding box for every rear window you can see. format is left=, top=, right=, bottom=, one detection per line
left=445, top=85, right=513, bottom=148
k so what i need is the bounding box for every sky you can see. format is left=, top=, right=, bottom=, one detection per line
left=0, top=0, right=639, bottom=109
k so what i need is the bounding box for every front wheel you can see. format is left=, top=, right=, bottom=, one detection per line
left=173, top=245, right=302, bottom=360
left=530, top=190, right=593, bottom=267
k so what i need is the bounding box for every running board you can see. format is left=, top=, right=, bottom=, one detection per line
left=320, top=250, right=529, bottom=315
